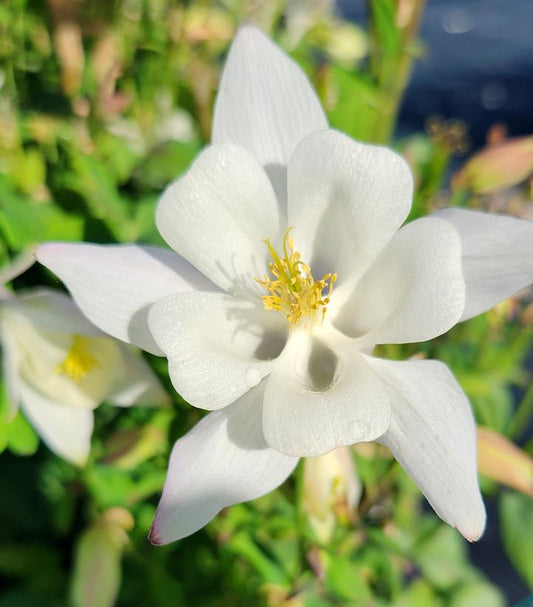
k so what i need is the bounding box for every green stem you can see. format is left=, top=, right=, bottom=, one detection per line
left=368, top=0, right=426, bottom=143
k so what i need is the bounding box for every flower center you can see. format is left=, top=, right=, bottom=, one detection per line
left=255, top=228, right=337, bottom=330
left=55, top=335, right=99, bottom=382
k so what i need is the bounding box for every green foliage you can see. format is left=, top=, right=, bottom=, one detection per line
left=501, top=493, right=533, bottom=590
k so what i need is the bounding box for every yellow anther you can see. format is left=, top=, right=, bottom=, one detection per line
left=255, top=228, right=337, bottom=330
left=56, top=335, right=99, bottom=382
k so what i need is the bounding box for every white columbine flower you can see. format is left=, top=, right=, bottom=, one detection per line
left=0, top=258, right=169, bottom=465
left=36, top=27, right=533, bottom=544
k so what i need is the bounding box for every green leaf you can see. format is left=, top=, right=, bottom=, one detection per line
left=0, top=181, right=84, bottom=249
left=226, top=532, right=289, bottom=587
left=9, top=148, right=47, bottom=196
left=0, top=377, right=10, bottom=453
left=500, top=492, right=533, bottom=589
left=395, top=580, right=442, bottom=607
left=0, top=541, right=63, bottom=588
left=323, top=552, right=373, bottom=602
left=65, top=151, right=133, bottom=241
left=449, top=582, right=506, bottom=607
left=84, top=464, right=165, bottom=508
left=7, top=411, right=39, bottom=456
left=93, top=132, right=139, bottom=184
left=413, top=525, right=474, bottom=590
left=131, top=195, right=167, bottom=244
left=133, top=140, right=200, bottom=190
left=327, top=66, right=382, bottom=142
left=369, top=0, right=402, bottom=61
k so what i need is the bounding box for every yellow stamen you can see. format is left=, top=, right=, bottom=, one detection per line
left=56, top=335, right=99, bottom=382
left=255, top=228, right=337, bottom=329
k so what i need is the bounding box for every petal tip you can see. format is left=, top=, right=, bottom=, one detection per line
left=457, top=510, right=487, bottom=542
left=234, top=24, right=266, bottom=45
left=148, top=526, right=164, bottom=546
left=148, top=516, right=168, bottom=546
left=68, top=451, right=89, bottom=468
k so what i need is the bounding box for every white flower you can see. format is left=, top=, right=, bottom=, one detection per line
left=0, top=260, right=169, bottom=466
left=36, top=27, right=533, bottom=544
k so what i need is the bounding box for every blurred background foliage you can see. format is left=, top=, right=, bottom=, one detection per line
left=1, top=0, right=533, bottom=605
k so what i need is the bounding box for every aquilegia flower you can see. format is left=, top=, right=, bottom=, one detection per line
left=36, top=27, right=533, bottom=543
left=0, top=257, right=169, bottom=465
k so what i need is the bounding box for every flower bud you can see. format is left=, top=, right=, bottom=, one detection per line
left=453, top=136, right=533, bottom=194
left=478, top=426, right=533, bottom=497
left=71, top=508, right=133, bottom=607
left=301, top=446, right=361, bottom=543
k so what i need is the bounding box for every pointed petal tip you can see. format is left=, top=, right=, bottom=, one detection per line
left=54, top=445, right=89, bottom=468
left=457, top=509, right=487, bottom=543
left=229, top=25, right=273, bottom=59
left=72, top=454, right=89, bottom=468
left=147, top=525, right=165, bottom=546
left=148, top=513, right=186, bottom=546
left=234, top=24, right=266, bottom=44
left=148, top=512, right=171, bottom=546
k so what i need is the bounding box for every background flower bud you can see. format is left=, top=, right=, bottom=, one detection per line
left=301, top=446, right=362, bottom=543
left=71, top=508, right=133, bottom=607
left=452, top=136, right=533, bottom=194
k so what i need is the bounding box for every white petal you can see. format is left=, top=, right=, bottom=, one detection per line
left=3, top=302, right=126, bottom=410
left=37, top=244, right=214, bottom=354
left=333, top=217, right=465, bottom=345
left=287, top=130, right=413, bottom=288
left=156, top=144, right=281, bottom=294
left=10, top=289, right=101, bottom=336
left=148, top=292, right=286, bottom=410
left=212, top=26, right=327, bottom=171
left=0, top=317, right=21, bottom=418
left=368, top=356, right=486, bottom=541
left=263, top=332, right=391, bottom=457
left=106, top=345, right=170, bottom=407
left=149, top=385, right=298, bottom=544
left=19, top=380, right=94, bottom=466
left=434, top=208, right=533, bottom=320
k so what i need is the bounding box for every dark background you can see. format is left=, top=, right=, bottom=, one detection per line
left=339, top=0, right=533, bottom=149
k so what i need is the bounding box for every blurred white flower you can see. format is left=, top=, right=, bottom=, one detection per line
left=36, top=27, right=533, bottom=543
left=0, top=258, right=169, bottom=465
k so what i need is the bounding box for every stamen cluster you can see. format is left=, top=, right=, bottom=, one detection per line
left=256, top=228, right=337, bottom=329
left=56, top=335, right=99, bottom=382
